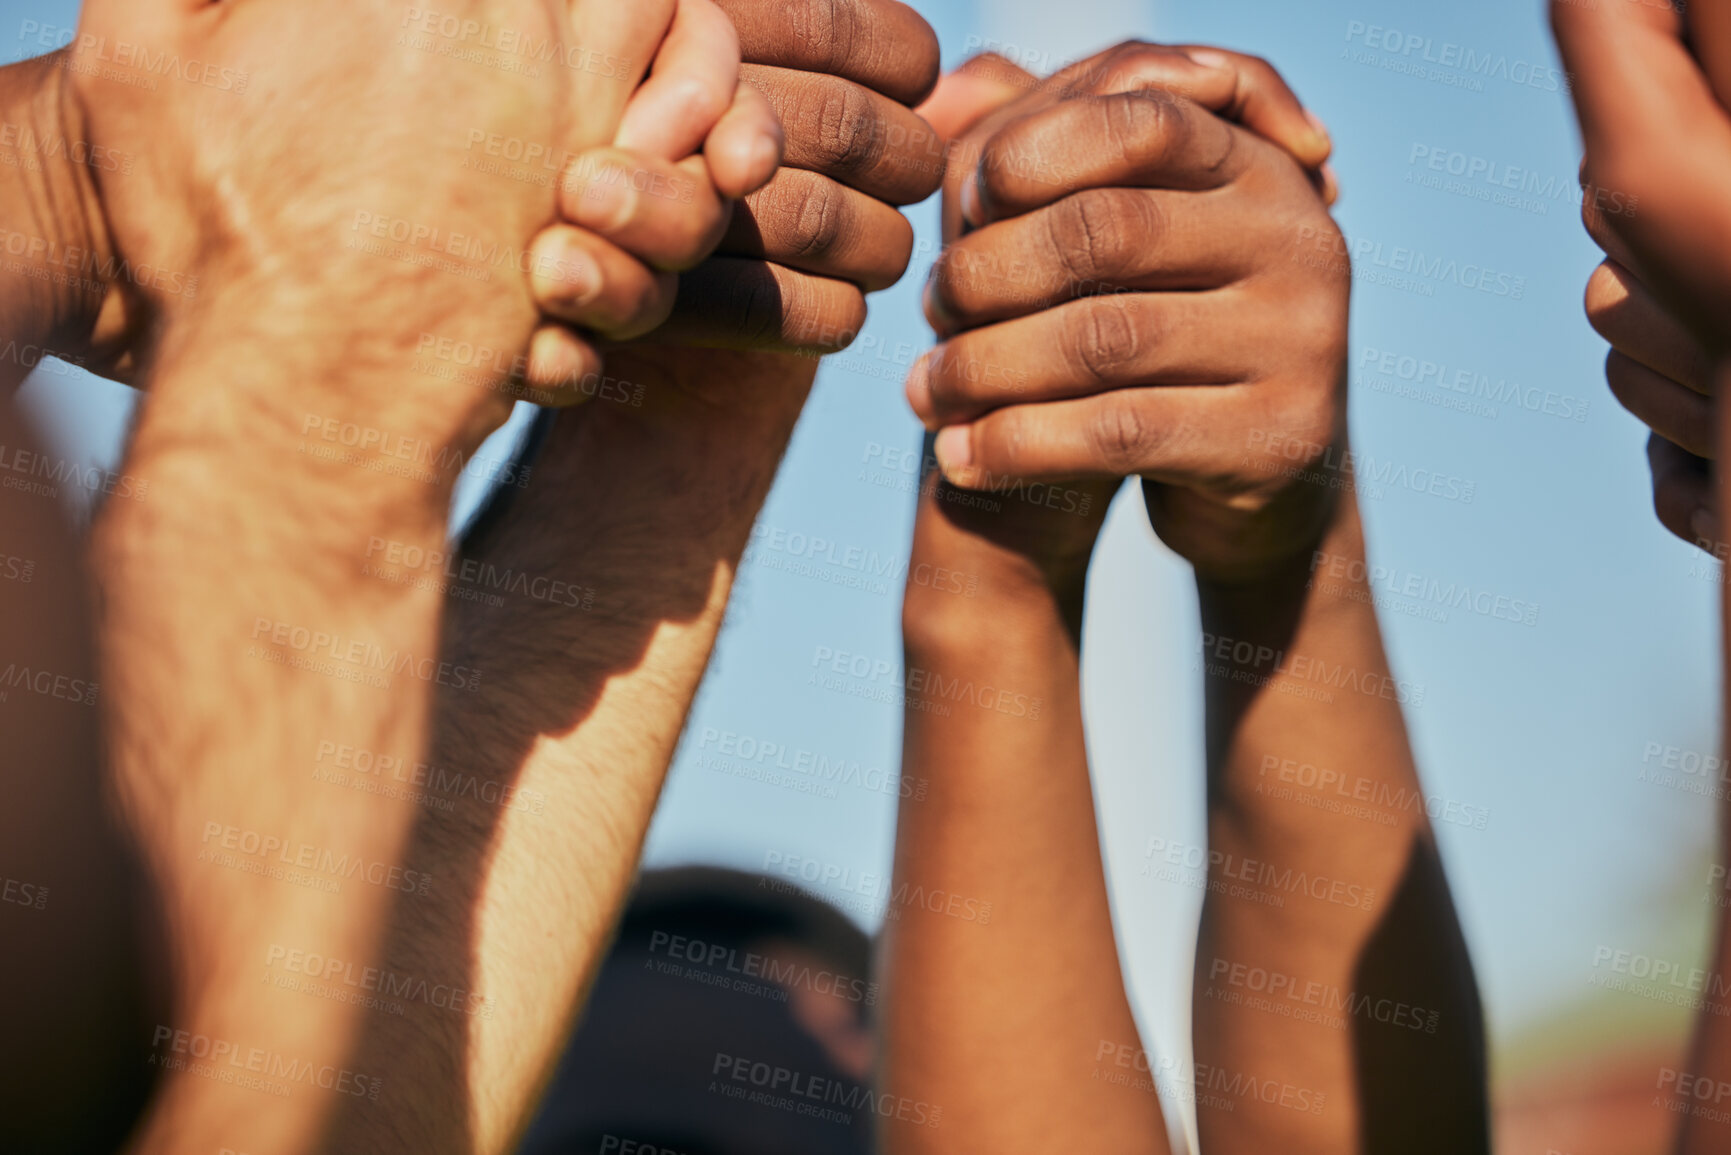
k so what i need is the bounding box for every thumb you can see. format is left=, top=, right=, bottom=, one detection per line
left=564, top=0, right=677, bottom=154
left=915, top=55, right=1037, bottom=142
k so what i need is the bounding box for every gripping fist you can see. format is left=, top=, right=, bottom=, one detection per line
left=912, top=42, right=1349, bottom=584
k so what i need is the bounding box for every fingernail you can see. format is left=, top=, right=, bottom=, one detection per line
left=533, top=242, right=602, bottom=308
left=935, top=425, right=974, bottom=475
left=570, top=161, right=637, bottom=232
left=1694, top=504, right=1721, bottom=548
left=1184, top=48, right=1231, bottom=70
left=750, top=130, right=783, bottom=189
left=1320, top=162, right=1341, bottom=207
left=528, top=326, right=593, bottom=395
left=960, top=171, right=984, bottom=228
left=905, top=352, right=937, bottom=429
left=1302, top=107, right=1333, bottom=158
left=922, top=275, right=953, bottom=336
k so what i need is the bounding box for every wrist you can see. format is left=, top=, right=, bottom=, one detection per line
left=1196, top=491, right=1368, bottom=631
left=143, top=300, right=518, bottom=473
left=903, top=528, right=1089, bottom=659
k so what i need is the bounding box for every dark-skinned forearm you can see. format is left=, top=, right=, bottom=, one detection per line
left=1192, top=495, right=1487, bottom=1155
left=881, top=491, right=1167, bottom=1154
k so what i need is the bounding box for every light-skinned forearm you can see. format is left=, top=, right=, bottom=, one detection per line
left=880, top=489, right=1168, bottom=1154
left=95, top=312, right=515, bottom=1155
left=320, top=350, right=815, bottom=1155
left=1192, top=494, right=1487, bottom=1155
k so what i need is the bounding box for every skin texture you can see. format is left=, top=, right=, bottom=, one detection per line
left=641, top=0, right=942, bottom=352
left=4, top=0, right=780, bottom=396
left=1553, top=5, right=1731, bottom=1152
left=309, top=1, right=945, bottom=1151
left=46, top=2, right=761, bottom=1153
left=884, top=45, right=1488, bottom=1155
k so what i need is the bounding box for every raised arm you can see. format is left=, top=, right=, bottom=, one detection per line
left=322, top=3, right=947, bottom=1150
left=883, top=455, right=1158, bottom=1151
left=65, top=0, right=714, bottom=1150
left=1189, top=496, right=1487, bottom=1154
left=1551, top=2, right=1731, bottom=1149
left=895, top=44, right=1486, bottom=1153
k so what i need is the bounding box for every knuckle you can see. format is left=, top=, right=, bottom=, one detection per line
left=1239, top=53, right=1277, bottom=81
left=871, top=212, right=917, bottom=289
left=1070, top=298, right=1147, bottom=384
left=928, top=239, right=990, bottom=322
left=1089, top=394, right=1155, bottom=473
left=811, top=81, right=883, bottom=178
left=777, top=172, right=852, bottom=263
left=1603, top=351, right=1638, bottom=409
left=793, top=280, right=867, bottom=350
left=977, top=409, right=1031, bottom=474
left=807, top=0, right=865, bottom=78
left=1099, top=89, right=1177, bottom=167
left=1283, top=401, right=1340, bottom=466
left=1045, top=189, right=1150, bottom=290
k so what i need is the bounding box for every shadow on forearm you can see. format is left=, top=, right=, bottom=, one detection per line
left=1351, top=838, right=1491, bottom=1154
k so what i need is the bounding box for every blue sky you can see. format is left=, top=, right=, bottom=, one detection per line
left=8, top=0, right=1720, bottom=1137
